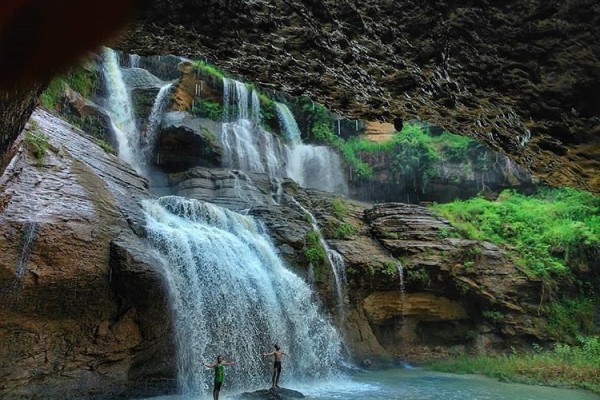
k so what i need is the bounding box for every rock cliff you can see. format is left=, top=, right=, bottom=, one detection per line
left=118, top=0, right=600, bottom=193
left=0, top=110, right=176, bottom=398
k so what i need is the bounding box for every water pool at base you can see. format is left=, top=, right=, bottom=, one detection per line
left=141, top=367, right=600, bottom=400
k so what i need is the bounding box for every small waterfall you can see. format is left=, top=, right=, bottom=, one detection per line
left=129, top=54, right=141, bottom=68
left=288, top=196, right=346, bottom=316
left=16, top=222, right=38, bottom=281
left=223, top=78, right=250, bottom=120
left=102, top=47, right=139, bottom=169
left=286, top=144, right=348, bottom=194
left=220, top=78, right=288, bottom=176
left=141, top=82, right=173, bottom=161
left=396, top=260, right=406, bottom=324
left=274, top=102, right=348, bottom=194
left=143, top=196, right=342, bottom=394
left=251, top=89, right=261, bottom=124
left=275, top=102, right=302, bottom=144
left=221, top=120, right=266, bottom=173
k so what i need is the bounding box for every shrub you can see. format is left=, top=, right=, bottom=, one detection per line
left=334, top=222, right=356, bottom=239
left=192, top=99, right=224, bottom=121
left=23, top=131, right=50, bottom=166
left=330, top=198, right=348, bottom=219
left=431, top=187, right=600, bottom=279
left=304, top=230, right=327, bottom=268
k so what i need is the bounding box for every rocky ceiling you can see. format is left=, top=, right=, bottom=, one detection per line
left=1, top=0, right=598, bottom=193
left=118, top=0, right=599, bottom=192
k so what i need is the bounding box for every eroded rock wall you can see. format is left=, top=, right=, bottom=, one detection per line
left=119, top=0, right=600, bottom=193
left=0, top=110, right=176, bottom=399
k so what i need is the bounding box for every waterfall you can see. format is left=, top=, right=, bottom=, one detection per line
left=223, top=78, right=250, bottom=121
left=102, top=47, right=139, bottom=169
left=275, top=102, right=302, bottom=144
left=220, top=78, right=288, bottom=175
left=142, top=82, right=173, bottom=161
left=396, top=260, right=406, bottom=324
left=251, top=89, right=261, bottom=124
left=286, top=144, right=348, bottom=194
left=274, top=102, right=348, bottom=194
left=288, top=196, right=346, bottom=315
left=16, top=222, right=38, bottom=281
left=143, top=196, right=342, bottom=394
left=129, top=54, right=141, bottom=68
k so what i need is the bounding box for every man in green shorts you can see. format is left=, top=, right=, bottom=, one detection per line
left=204, top=355, right=235, bottom=400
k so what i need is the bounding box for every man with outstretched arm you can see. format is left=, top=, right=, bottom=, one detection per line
left=261, top=344, right=287, bottom=389
left=204, top=355, right=235, bottom=400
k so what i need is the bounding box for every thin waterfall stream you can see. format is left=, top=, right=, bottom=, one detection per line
left=287, top=196, right=347, bottom=318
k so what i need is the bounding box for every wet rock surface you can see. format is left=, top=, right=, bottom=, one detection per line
left=0, top=110, right=176, bottom=398
left=237, top=387, right=305, bottom=399
left=117, top=0, right=600, bottom=193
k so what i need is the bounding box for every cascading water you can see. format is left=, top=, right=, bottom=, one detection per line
left=274, top=102, right=348, bottom=194
left=102, top=47, right=139, bottom=169
left=15, top=223, right=38, bottom=281
left=143, top=196, right=342, bottom=395
left=286, top=144, right=348, bottom=194
left=287, top=196, right=347, bottom=316
left=141, top=82, right=174, bottom=162
left=275, top=103, right=302, bottom=144
left=219, top=78, right=289, bottom=177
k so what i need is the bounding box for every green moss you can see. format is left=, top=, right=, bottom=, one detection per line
left=193, top=60, right=225, bottom=80
left=304, top=230, right=328, bottom=281
left=406, top=268, right=431, bottom=287
left=482, top=310, right=504, bottom=322
left=94, top=139, right=114, bottom=155
left=545, top=297, right=595, bottom=339
left=40, top=63, right=97, bottom=111
left=23, top=130, right=50, bottom=166
left=330, top=198, right=348, bottom=219
left=334, top=222, right=356, bottom=239
left=192, top=99, right=224, bottom=121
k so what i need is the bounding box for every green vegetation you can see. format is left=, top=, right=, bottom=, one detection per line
left=482, top=310, right=504, bottom=322
left=94, top=139, right=114, bottom=155
left=258, top=93, right=277, bottom=129
left=430, top=336, right=600, bottom=393
left=432, top=187, right=599, bottom=339
left=546, top=296, right=596, bottom=339
left=40, top=64, right=97, bottom=110
left=330, top=198, right=348, bottom=219
left=23, top=130, right=50, bottom=166
left=406, top=268, right=431, bottom=287
left=334, top=222, right=356, bottom=239
left=192, top=98, right=224, bottom=121
left=298, top=99, right=489, bottom=185
left=391, top=124, right=440, bottom=190
left=431, top=187, right=600, bottom=279
left=304, top=230, right=328, bottom=281
left=382, top=261, right=399, bottom=276
left=193, top=60, right=225, bottom=80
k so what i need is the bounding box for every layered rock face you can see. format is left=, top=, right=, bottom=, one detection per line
left=170, top=161, right=551, bottom=364
left=0, top=110, right=176, bottom=398
left=119, top=0, right=600, bottom=193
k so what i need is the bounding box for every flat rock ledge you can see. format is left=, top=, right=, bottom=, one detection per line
left=236, top=387, right=305, bottom=399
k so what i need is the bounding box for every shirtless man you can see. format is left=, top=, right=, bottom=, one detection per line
left=261, top=344, right=287, bottom=389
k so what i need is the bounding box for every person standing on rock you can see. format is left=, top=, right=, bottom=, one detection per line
left=204, top=355, right=235, bottom=400
left=262, top=344, right=287, bottom=389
